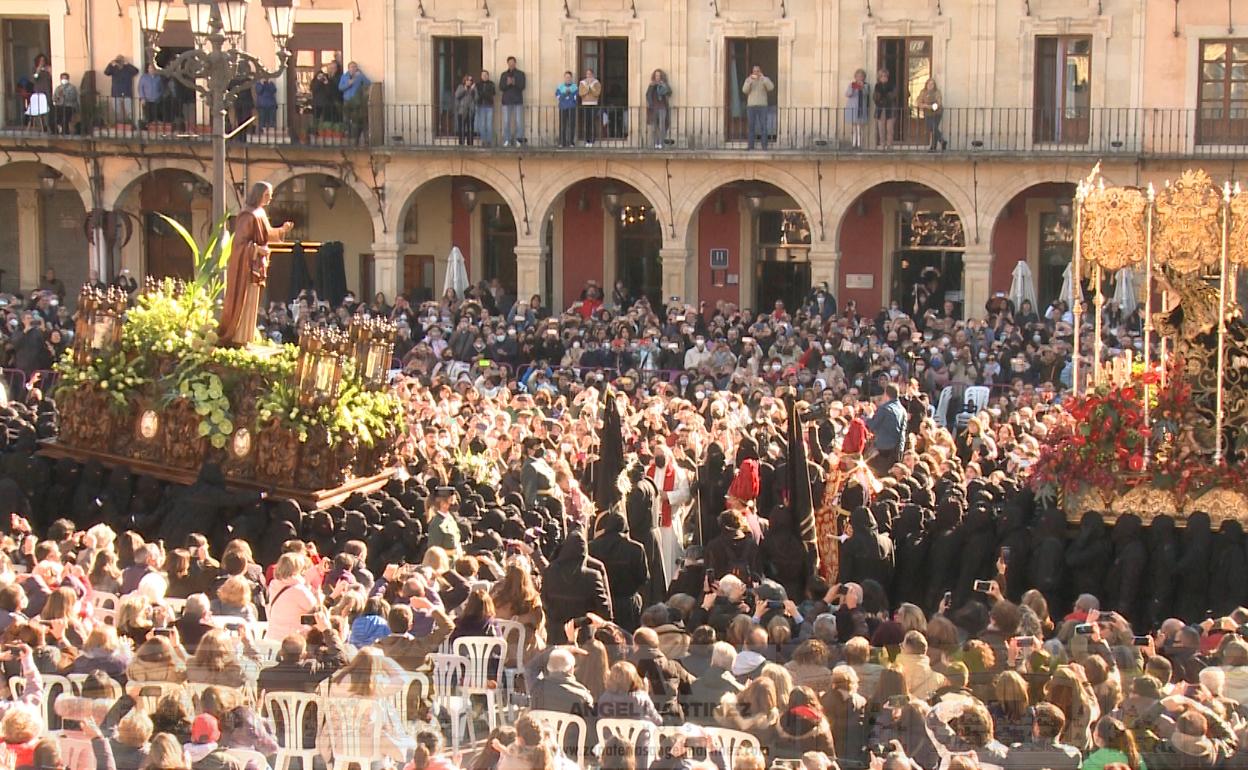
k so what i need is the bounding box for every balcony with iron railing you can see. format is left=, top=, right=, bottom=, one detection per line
left=3, top=96, right=1248, bottom=158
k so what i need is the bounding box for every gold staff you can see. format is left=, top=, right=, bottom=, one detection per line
left=1072, top=181, right=1087, bottom=396
left=1216, top=182, right=1230, bottom=464
left=1143, top=183, right=1155, bottom=469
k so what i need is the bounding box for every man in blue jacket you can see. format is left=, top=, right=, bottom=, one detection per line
left=338, top=61, right=370, bottom=143
left=866, top=382, right=908, bottom=474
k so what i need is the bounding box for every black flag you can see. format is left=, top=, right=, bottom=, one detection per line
left=593, top=391, right=625, bottom=511
left=786, top=396, right=820, bottom=572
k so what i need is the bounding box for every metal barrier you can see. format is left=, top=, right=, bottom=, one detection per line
left=6, top=97, right=1248, bottom=158
left=0, top=369, right=26, bottom=401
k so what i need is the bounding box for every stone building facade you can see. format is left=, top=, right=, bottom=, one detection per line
left=0, top=0, right=1243, bottom=316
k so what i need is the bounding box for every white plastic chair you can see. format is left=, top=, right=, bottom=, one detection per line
left=262, top=691, right=319, bottom=770
left=66, top=673, right=122, bottom=700
left=452, top=636, right=505, bottom=732
left=320, top=696, right=384, bottom=770
left=495, top=619, right=527, bottom=718
left=252, top=639, right=283, bottom=667
left=527, top=709, right=588, bottom=767
left=956, top=385, right=991, bottom=429
left=429, top=653, right=473, bottom=754
left=55, top=731, right=96, bottom=770
left=704, top=726, right=762, bottom=767
left=597, top=718, right=658, bottom=769
left=91, top=592, right=119, bottom=626
left=11, top=674, right=75, bottom=730
left=125, top=681, right=187, bottom=714
left=934, top=386, right=954, bottom=428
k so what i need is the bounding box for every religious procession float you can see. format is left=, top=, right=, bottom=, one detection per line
left=44, top=213, right=405, bottom=507
left=1031, top=167, right=1248, bottom=524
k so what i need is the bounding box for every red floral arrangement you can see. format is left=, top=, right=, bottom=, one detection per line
left=1031, top=382, right=1151, bottom=499
left=1030, top=357, right=1248, bottom=505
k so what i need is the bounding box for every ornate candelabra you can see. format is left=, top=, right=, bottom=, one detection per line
left=136, top=0, right=297, bottom=225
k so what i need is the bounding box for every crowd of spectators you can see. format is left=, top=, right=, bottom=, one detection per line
left=0, top=266, right=1235, bottom=770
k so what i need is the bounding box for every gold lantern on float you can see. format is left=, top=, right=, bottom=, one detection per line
left=294, top=325, right=347, bottom=408
left=73, top=285, right=127, bottom=365
left=347, top=314, right=397, bottom=390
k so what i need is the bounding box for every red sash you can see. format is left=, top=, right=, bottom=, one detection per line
left=646, top=463, right=676, bottom=527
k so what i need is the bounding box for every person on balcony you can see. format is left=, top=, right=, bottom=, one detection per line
left=138, top=64, right=165, bottom=132
left=874, top=67, right=897, bottom=149
left=741, top=64, right=774, bottom=150
left=52, top=73, right=78, bottom=135
left=474, top=69, right=497, bottom=147
left=917, top=78, right=947, bottom=152
left=845, top=68, right=871, bottom=149
left=499, top=56, right=526, bottom=147
left=103, top=55, right=139, bottom=130
left=578, top=68, right=602, bottom=146
left=555, top=71, right=578, bottom=148
left=646, top=69, right=672, bottom=150
left=27, top=55, right=52, bottom=132
left=338, top=60, right=370, bottom=144
left=454, top=74, right=476, bottom=146
left=255, top=78, right=278, bottom=134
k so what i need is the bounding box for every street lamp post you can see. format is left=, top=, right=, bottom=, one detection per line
left=138, top=0, right=297, bottom=227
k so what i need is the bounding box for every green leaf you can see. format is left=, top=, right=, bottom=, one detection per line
left=156, top=213, right=200, bottom=263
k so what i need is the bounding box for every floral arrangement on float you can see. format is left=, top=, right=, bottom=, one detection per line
left=1031, top=356, right=1248, bottom=522
left=50, top=215, right=405, bottom=495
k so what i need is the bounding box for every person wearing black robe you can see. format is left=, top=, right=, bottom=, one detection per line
left=1065, top=511, right=1112, bottom=607
left=839, top=506, right=895, bottom=589
left=1146, top=515, right=1180, bottom=629
left=1105, top=514, right=1147, bottom=625
left=1175, top=511, right=1214, bottom=622
left=589, top=511, right=649, bottom=630
left=542, top=531, right=612, bottom=644
left=995, top=501, right=1032, bottom=602
left=891, top=503, right=930, bottom=607
left=705, top=510, right=762, bottom=583
left=760, top=504, right=815, bottom=602
left=924, top=499, right=965, bottom=612
left=625, top=463, right=668, bottom=604
left=155, top=463, right=260, bottom=551
left=695, top=444, right=732, bottom=548
left=39, top=459, right=79, bottom=530
left=69, top=461, right=107, bottom=527
left=953, top=505, right=997, bottom=608
left=1211, top=520, right=1248, bottom=618
left=1027, top=508, right=1067, bottom=616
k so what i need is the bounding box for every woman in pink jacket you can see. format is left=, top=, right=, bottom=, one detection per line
left=265, top=552, right=320, bottom=641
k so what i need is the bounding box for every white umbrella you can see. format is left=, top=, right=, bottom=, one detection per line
left=1113, top=266, right=1139, bottom=314
left=1009, top=260, right=1038, bottom=312
left=1058, top=262, right=1075, bottom=308
left=443, top=246, right=469, bottom=298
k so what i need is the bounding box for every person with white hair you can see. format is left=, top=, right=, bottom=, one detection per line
left=684, top=641, right=743, bottom=725
left=529, top=646, right=596, bottom=725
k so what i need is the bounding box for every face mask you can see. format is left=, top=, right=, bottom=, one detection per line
left=679, top=378, right=689, bottom=387
left=695, top=391, right=705, bottom=400
left=61, top=78, right=69, bottom=85
left=979, top=352, right=988, bottom=361
left=890, top=369, right=900, bottom=377
left=695, top=340, right=705, bottom=350
left=916, top=364, right=926, bottom=372
left=822, top=356, right=834, bottom=366
left=1033, top=334, right=1043, bottom=343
